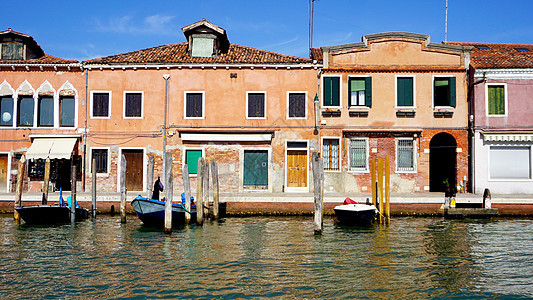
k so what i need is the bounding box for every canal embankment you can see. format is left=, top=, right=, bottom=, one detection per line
left=1, top=191, right=533, bottom=216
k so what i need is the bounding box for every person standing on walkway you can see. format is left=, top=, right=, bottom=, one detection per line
left=152, top=176, right=164, bottom=200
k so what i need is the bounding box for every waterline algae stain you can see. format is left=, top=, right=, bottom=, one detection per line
left=0, top=215, right=532, bottom=298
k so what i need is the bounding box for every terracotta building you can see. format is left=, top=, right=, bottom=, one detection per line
left=315, top=32, right=471, bottom=193
left=0, top=28, right=84, bottom=193
left=447, top=42, right=533, bottom=194
left=82, top=19, right=321, bottom=194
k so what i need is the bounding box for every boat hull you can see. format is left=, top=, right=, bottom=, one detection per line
left=131, top=196, right=197, bottom=227
left=15, top=205, right=90, bottom=225
left=334, top=204, right=377, bottom=225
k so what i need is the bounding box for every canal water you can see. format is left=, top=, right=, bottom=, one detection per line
left=1, top=215, right=532, bottom=299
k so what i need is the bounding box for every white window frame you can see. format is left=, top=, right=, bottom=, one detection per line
left=123, top=91, right=144, bottom=119
left=184, top=91, right=205, bottom=119
left=488, top=144, right=532, bottom=181
left=432, top=75, right=455, bottom=109
left=182, top=147, right=205, bottom=177
left=90, top=147, right=111, bottom=176
left=395, top=75, right=416, bottom=109
left=347, top=75, right=370, bottom=108
left=90, top=90, right=112, bottom=119
left=321, top=137, right=341, bottom=172
left=485, top=83, right=508, bottom=117
left=321, top=75, right=342, bottom=109
left=246, top=91, right=267, bottom=119
left=286, top=91, right=308, bottom=119
left=348, top=137, right=369, bottom=173
left=395, top=138, right=417, bottom=173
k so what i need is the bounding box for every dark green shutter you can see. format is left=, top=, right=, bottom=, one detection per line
left=185, top=150, right=202, bottom=174
left=323, top=77, right=331, bottom=106
left=449, top=77, right=456, bottom=107
left=397, top=77, right=413, bottom=106
left=323, top=77, right=339, bottom=106
left=365, top=77, right=372, bottom=107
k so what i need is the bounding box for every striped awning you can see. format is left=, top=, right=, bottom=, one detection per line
left=483, top=133, right=533, bottom=142
left=25, top=138, right=77, bottom=160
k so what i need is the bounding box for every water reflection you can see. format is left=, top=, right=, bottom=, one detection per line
left=0, top=215, right=531, bottom=299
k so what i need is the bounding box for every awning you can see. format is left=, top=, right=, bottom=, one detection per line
left=483, top=134, right=533, bottom=142
left=180, top=133, right=273, bottom=142
left=25, top=138, right=77, bottom=160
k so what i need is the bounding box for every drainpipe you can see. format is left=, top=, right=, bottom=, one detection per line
left=162, top=74, right=171, bottom=184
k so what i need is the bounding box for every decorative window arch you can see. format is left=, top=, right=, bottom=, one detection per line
left=0, top=80, right=15, bottom=127
left=15, top=80, right=35, bottom=127
left=58, top=80, right=78, bottom=128
left=36, top=81, right=56, bottom=127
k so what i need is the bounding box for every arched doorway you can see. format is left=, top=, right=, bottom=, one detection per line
left=430, top=133, right=457, bottom=192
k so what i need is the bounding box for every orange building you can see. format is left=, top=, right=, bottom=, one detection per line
left=82, top=20, right=320, bottom=194
left=316, top=32, right=471, bottom=193
left=0, top=29, right=84, bottom=193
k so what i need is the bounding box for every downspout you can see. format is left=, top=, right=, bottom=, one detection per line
left=82, top=69, right=88, bottom=191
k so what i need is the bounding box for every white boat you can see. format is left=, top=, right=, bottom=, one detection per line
left=334, top=198, right=378, bottom=225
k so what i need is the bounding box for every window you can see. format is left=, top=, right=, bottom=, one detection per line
left=348, top=77, right=372, bottom=107
left=515, top=48, right=531, bottom=52
left=185, top=149, right=203, bottom=175
left=247, top=92, right=266, bottom=118
left=350, top=139, right=367, bottom=171
left=396, top=77, right=414, bottom=107
left=288, top=92, right=306, bottom=118
left=490, top=146, right=531, bottom=179
left=475, top=45, right=491, bottom=50
left=434, top=77, right=456, bottom=107
left=323, top=76, right=340, bottom=107
left=1, top=42, right=24, bottom=60
left=0, top=96, right=13, bottom=126
left=38, top=96, right=54, bottom=127
left=91, top=92, right=110, bottom=118
left=323, top=138, right=340, bottom=171
left=185, top=92, right=204, bottom=119
left=60, top=96, right=75, bottom=127
left=17, top=96, right=34, bottom=127
left=124, top=92, right=143, bottom=118
left=487, top=84, right=506, bottom=116
left=191, top=36, right=214, bottom=58
left=396, top=139, right=415, bottom=172
left=91, top=149, right=108, bottom=173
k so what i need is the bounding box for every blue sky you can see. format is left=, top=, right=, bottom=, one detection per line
left=3, top=0, right=533, bottom=61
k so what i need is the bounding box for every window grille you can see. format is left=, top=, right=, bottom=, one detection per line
left=397, top=139, right=415, bottom=172
left=323, top=139, right=339, bottom=170
left=350, top=139, right=367, bottom=170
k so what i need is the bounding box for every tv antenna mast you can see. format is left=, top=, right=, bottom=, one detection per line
left=309, top=0, right=316, bottom=55
left=445, top=0, right=448, bottom=42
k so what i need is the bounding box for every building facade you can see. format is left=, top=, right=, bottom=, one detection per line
left=317, top=33, right=471, bottom=193
left=0, top=29, right=84, bottom=193
left=448, top=42, right=533, bottom=194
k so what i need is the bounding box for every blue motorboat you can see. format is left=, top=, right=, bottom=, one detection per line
left=131, top=196, right=197, bottom=226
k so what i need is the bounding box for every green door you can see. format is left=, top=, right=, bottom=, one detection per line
left=244, top=150, right=268, bottom=187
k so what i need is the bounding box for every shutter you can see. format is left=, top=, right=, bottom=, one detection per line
left=332, top=77, right=340, bottom=106
left=186, top=150, right=202, bottom=174
left=323, top=77, right=332, bottom=106
left=397, top=77, right=413, bottom=106
left=365, top=77, right=372, bottom=107
left=449, top=77, right=456, bottom=107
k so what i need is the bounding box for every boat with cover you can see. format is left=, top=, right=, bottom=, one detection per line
left=334, top=197, right=378, bottom=225
left=15, top=190, right=89, bottom=225
left=131, top=195, right=197, bottom=226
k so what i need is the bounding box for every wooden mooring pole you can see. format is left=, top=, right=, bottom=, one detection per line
left=91, top=158, right=97, bottom=218
left=211, top=161, right=219, bottom=220
left=71, top=164, right=77, bottom=223
left=147, top=156, right=154, bottom=199
left=377, top=158, right=384, bottom=225
left=42, top=158, right=50, bottom=205
left=385, top=156, right=391, bottom=224
left=14, top=155, right=26, bottom=222
left=182, top=164, right=192, bottom=224
left=120, top=154, right=127, bottom=223
left=164, top=152, right=173, bottom=233
left=371, top=159, right=377, bottom=207
left=196, top=157, right=205, bottom=225
left=312, top=152, right=324, bottom=235
left=202, top=161, right=210, bottom=219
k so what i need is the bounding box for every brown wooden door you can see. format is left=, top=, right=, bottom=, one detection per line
left=287, top=150, right=307, bottom=187
left=0, top=155, right=7, bottom=190
left=123, top=150, right=143, bottom=191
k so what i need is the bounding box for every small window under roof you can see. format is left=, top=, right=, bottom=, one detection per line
left=475, top=45, right=491, bottom=50
left=515, top=48, right=531, bottom=52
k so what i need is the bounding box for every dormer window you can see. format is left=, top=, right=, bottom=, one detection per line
left=191, top=35, right=215, bottom=58
left=1, top=42, right=24, bottom=60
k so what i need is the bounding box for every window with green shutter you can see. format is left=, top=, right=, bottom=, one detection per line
left=348, top=77, right=372, bottom=107
left=185, top=149, right=202, bottom=175
left=434, top=77, right=456, bottom=107
left=487, top=85, right=505, bottom=115
left=323, top=77, right=340, bottom=107
left=397, top=77, right=414, bottom=107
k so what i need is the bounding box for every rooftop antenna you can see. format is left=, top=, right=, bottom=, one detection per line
left=444, top=0, right=448, bottom=42
left=309, top=0, right=316, bottom=56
